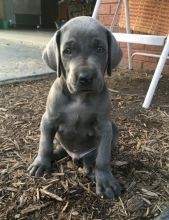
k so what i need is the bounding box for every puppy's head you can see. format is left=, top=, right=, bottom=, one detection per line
left=43, top=16, right=122, bottom=94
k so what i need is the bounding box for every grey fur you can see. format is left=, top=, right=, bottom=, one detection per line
left=28, top=16, right=122, bottom=199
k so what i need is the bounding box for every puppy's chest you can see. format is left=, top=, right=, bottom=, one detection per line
left=56, top=101, right=99, bottom=156
left=58, top=103, right=97, bottom=139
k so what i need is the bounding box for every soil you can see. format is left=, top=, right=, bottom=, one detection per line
left=0, top=69, right=169, bottom=220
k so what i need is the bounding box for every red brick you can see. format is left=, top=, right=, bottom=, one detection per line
left=99, top=15, right=113, bottom=26
left=121, top=48, right=128, bottom=58
left=132, top=44, right=145, bottom=50
left=132, top=61, right=143, bottom=70
left=98, top=2, right=168, bottom=73
left=145, top=45, right=163, bottom=51
left=162, top=64, right=169, bottom=73
left=143, top=62, right=157, bottom=71
left=120, top=48, right=159, bottom=63
left=119, top=58, right=143, bottom=71
left=117, top=43, right=147, bottom=52
left=119, top=58, right=143, bottom=70
left=164, top=58, right=169, bottom=65
left=118, top=58, right=128, bottom=68
left=119, top=42, right=127, bottom=48
left=110, top=4, right=118, bottom=15
left=116, top=27, right=126, bottom=32
left=143, top=59, right=169, bottom=72
left=133, top=54, right=158, bottom=63
left=148, top=57, right=169, bottom=66
left=111, top=15, right=120, bottom=26
left=99, top=4, right=110, bottom=14
left=111, top=25, right=121, bottom=32
left=98, top=15, right=105, bottom=25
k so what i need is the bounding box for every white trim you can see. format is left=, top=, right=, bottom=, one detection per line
left=113, top=33, right=166, bottom=46
left=92, top=0, right=101, bottom=19
left=131, top=52, right=169, bottom=60
left=142, top=35, right=169, bottom=108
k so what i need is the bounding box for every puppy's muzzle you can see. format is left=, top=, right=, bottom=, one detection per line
left=78, top=70, right=97, bottom=90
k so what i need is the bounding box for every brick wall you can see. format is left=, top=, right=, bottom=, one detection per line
left=98, top=0, right=169, bottom=72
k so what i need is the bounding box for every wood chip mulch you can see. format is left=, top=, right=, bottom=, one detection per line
left=0, top=70, right=169, bottom=220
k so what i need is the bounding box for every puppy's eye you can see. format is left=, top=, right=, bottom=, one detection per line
left=64, top=48, right=72, bottom=55
left=96, top=46, right=105, bottom=53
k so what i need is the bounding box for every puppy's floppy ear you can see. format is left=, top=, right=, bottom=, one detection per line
left=106, top=30, right=122, bottom=76
left=42, top=30, right=62, bottom=77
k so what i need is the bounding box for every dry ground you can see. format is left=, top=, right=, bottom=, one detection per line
left=0, top=69, right=169, bottom=220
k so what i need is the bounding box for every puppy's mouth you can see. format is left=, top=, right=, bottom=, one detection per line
left=67, top=83, right=92, bottom=94
left=68, top=80, right=104, bottom=95
left=67, top=81, right=96, bottom=94
left=77, top=85, right=95, bottom=93
left=78, top=89, right=93, bottom=93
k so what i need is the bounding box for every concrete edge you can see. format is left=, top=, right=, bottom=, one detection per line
left=0, top=72, right=56, bottom=85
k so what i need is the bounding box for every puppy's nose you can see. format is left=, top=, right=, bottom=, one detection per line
left=79, top=71, right=96, bottom=85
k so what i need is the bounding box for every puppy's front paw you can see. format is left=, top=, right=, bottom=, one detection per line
left=95, top=170, right=122, bottom=199
left=27, top=156, right=52, bottom=177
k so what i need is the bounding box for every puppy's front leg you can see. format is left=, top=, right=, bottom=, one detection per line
left=95, top=120, right=122, bottom=199
left=28, top=113, right=56, bottom=177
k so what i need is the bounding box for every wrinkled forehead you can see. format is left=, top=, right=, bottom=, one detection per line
left=60, top=20, right=107, bottom=46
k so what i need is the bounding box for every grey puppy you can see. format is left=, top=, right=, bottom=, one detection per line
left=28, top=16, right=122, bottom=199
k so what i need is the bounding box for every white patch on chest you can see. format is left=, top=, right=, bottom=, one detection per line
left=62, top=145, right=96, bottom=160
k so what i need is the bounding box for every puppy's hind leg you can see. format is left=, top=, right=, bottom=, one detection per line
left=82, top=150, right=97, bottom=180
left=82, top=123, right=119, bottom=180
left=52, top=145, right=68, bottom=162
